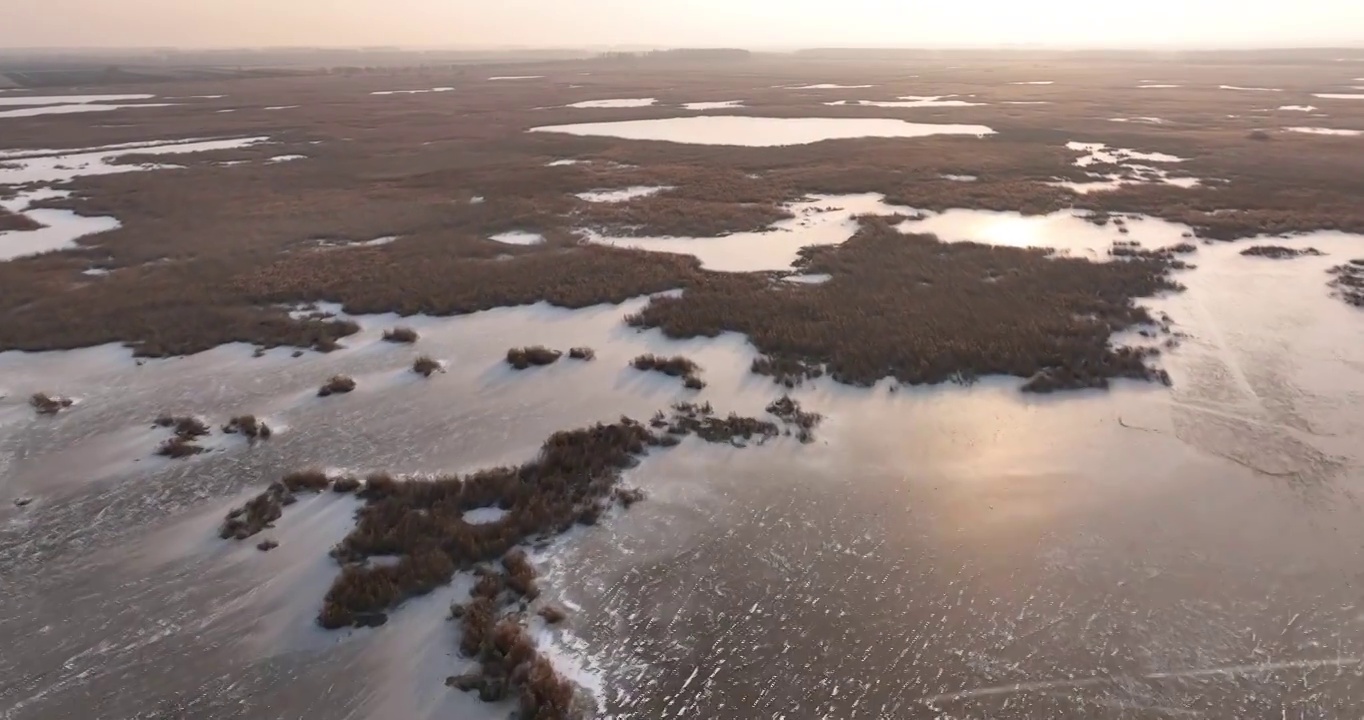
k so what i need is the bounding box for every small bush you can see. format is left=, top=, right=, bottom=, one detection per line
left=223, top=414, right=271, bottom=440
left=615, top=487, right=646, bottom=508
left=1248, top=129, right=1272, bottom=141
left=506, top=346, right=562, bottom=369
left=281, top=469, right=331, bottom=493
left=631, top=353, right=699, bottom=377
left=257, top=539, right=279, bottom=552
left=156, top=436, right=205, bottom=459
left=30, top=393, right=73, bottom=415
left=1329, top=262, right=1364, bottom=307
left=318, top=375, right=357, bottom=396
left=332, top=476, right=362, bottom=493
left=567, top=347, right=596, bottom=361
left=172, top=416, right=210, bottom=439
left=538, top=605, right=567, bottom=624
left=766, top=395, right=823, bottom=432
left=412, top=355, right=443, bottom=377
left=632, top=353, right=705, bottom=388
left=382, top=326, right=419, bottom=344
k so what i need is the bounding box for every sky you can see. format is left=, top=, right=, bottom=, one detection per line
left=5, top=0, right=1364, bottom=49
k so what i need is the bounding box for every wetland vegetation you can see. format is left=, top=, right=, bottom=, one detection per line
left=216, top=399, right=824, bottom=717
left=627, top=216, right=1182, bottom=391
left=506, top=346, right=563, bottom=369
left=629, top=354, right=705, bottom=389
left=317, top=375, right=357, bottom=396
left=381, top=326, right=420, bottom=344
left=28, top=392, right=73, bottom=415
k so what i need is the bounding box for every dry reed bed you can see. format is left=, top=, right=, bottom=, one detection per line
left=630, top=354, right=706, bottom=389
left=1240, top=245, right=1323, bottom=259
left=29, top=392, right=73, bottom=415
left=626, top=216, right=1182, bottom=392
left=2, top=61, right=1362, bottom=361
left=0, top=209, right=41, bottom=232
left=506, top=346, right=562, bottom=370
left=412, top=356, right=443, bottom=377
left=219, top=398, right=821, bottom=718
left=1329, top=260, right=1364, bottom=307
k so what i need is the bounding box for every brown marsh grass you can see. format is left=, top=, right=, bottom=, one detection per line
left=1241, top=245, right=1323, bottom=258
left=3, top=58, right=1362, bottom=368
left=382, top=326, right=420, bottom=343
left=631, top=354, right=705, bottom=389
left=506, top=346, right=563, bottom=369
left=222, top=401, right=822, bottom=715
left=29, top=392, right=73, bottom=415
left=1329, top=260, right=1364, bottom=307
left=156, top=436, right=205, bottom=459
left=0, top=209, right=40, bottom=232
left=412, top=355, right=443, bottom=377
left=627, top=216, right=1181, bottom=392
left=317, top=375, right=357, bottom=396
left=567, top=347, right=596, bottom=361
left=222, top=414, right=272, bottom=440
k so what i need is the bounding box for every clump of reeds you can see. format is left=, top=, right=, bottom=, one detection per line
left=222, top=400, right=824, bottom=716
left=220, top=470, right=335, bottom=540
left=30, top=393, right=73, bottom=415
left=628, top=217, right=1184, bottom=393
left=382, top=326, right=419, bottom=343
left=156, top=436, right=206, bottom=458
left=318, top=375, right=357, bottom=396
left=751, top=354, right=824, bottom=388
left=765, top=394, right=823, bottom=443
left=412, top=355, right=443, bottom=377
left=506, top=346, right=562, bottom=369
left=151, top=415, right=212, bottom=457
left=631, top=353, right=705, bottom=389
left=567, top=347, right=596, bottom=361
left=1328, top=261, right=1364, bottom=307
left=1240, top=245, right=1322, bottom=259
left=223, top=414, right=272, bottom=441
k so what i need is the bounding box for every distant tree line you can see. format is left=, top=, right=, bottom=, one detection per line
left=593, top=48, right=751, bottom=62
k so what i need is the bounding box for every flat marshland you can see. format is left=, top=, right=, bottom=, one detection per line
left=2, top=49, right=1363, bottom=720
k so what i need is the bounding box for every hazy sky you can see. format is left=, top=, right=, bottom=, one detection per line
left=5, top=0, right=1364, bottom=49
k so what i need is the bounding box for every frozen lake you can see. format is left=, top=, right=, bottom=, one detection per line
left=2, top=217, right=1363, bottom=718
left=566, top=98, right=656, bottom=109
left=530, top=116, right=995, bottom=147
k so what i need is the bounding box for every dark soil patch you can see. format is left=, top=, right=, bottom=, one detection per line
left=506, top=346, right=562, bottom=369
left=627, top=216, right=1180, bottom=392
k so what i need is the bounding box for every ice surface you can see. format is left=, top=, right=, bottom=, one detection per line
left=530, top=116, right=995, bottom=146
